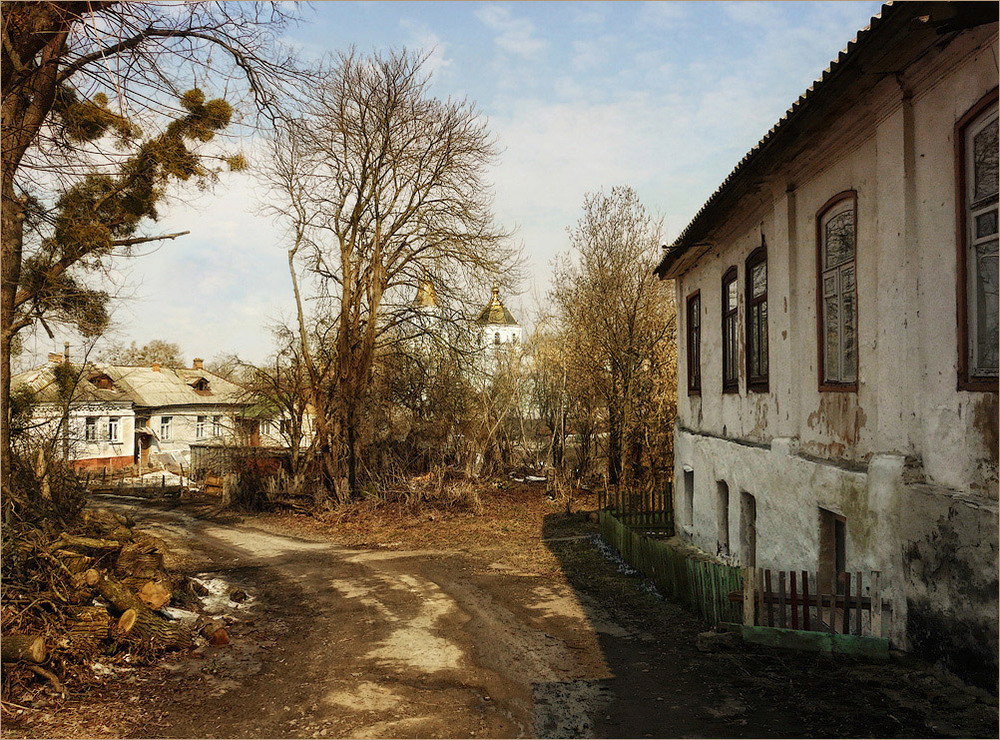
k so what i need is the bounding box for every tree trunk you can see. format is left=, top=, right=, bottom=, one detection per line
left=607, top=402, right=621, bottom=485
left=99, top=579, right=189, bottom=649
left=1, top=634, right=46, bottom=663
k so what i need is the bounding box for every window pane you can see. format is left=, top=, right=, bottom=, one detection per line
left=973, top=116, right=999, bottom=202
left=825, top=296, right=840, bottom=381
left=976, top=241, right=999, bottom=374
left=976, top=210, right=998, bottom=239
left=748, top=306, right=758, bottom=378
left=760, top=300, right=768, bottom=377
left=842, top=265, right=857, bottom=383
left=751, top=261, right=766, bottom=298
left=825, top=209, right=855, bottom=269
left=727, top=279, right=738, bottom=312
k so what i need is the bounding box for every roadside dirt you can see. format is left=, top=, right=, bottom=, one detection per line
left=3, top=483, right=997, bottom=739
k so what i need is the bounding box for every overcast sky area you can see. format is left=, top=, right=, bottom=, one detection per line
left=27, top=0, right=885, bottom=369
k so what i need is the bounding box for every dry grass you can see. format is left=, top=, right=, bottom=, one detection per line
left=249, top=477, right=601, bottom=576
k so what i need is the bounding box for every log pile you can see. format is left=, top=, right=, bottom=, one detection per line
left=1, top=506, right=209, bottom=704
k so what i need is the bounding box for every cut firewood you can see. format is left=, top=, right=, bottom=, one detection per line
left=198, top=620, right=225, bottom=640
left=208, top=628, right=229, bottom=646
left=84, top=568, right=101, bottom=587
left=115, top=609, right=138, bottom=637
left=138, top=581, right=171, bottom=610
left=67, top=606, right=112, bottom=646
left=52, top=534, right=121, bottom=553
left=1, top=634, right=46, bottom=663
left=99, top=578, right=190, bottom=649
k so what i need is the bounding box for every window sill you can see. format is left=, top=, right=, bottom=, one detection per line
left=747, top=381, right=769, bottom=394
left=818, top=383, right=857, bottom=393
left=688, top=388, right=701, bottom=397
left=722, top=385, right=740, bottom=395
left=958, top=376, right=999, bottom=393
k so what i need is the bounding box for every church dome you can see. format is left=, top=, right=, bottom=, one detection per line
left=475, top=284, right=519, bottom=326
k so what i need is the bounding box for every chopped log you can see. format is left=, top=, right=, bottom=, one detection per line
left=99, top=578, right=189, bottom=649
left=126, top=609, right=190, bottom=650
left=208, top=628, right=229, bottom=646
left=198, top=620, right=225, bottom=640
left=1, top=635, right=46, bottom=663
left=114, top=609, right=138, bottom=638
left=114, top=544, right=163, bottom=581
left=67, top=607, right=112, bottom=646
left=52, top=534, right=121, bottom=553
left=138, top=581, right=171, bottom=610
left=85, top=568, right=101, bottom=587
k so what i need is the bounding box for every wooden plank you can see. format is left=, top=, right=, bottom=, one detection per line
left=829, top=573, right=838, bottom=634
left=871, top=571, right=883, bottom=638
left=802, top=570, right=810, bottom=631
left=765, top=570, right=774, bottom=627
left=789, top=571, right=799, bottom=630
left=778, top=571, right=787, bottom=628
left=756, top=568, right=765, bottom=628
left=842, top=572, right=851, bottom=635
left=855, top=571, right=863, bottom=636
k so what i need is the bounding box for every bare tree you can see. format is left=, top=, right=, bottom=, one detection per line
left=265, top=49, right=518, bottom=502
left=1, top=1, right=300, bottom=496
left=551, top=186, right=676, bottom=485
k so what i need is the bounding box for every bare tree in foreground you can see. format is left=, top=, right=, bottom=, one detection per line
left=265, top=49, right=518, bottom=503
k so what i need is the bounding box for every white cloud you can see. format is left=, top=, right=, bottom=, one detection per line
left=399, top=19, right=453, bottom=79
left=476, top=5, right=547, bottom=60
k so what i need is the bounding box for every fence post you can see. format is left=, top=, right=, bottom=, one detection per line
left=870, top=570, right=882, bottom=637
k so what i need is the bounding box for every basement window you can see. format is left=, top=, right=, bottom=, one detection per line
left=819, top=508, right=847, bottom=590
left=683, top=468, right=694, bottom=528
left=716, top=481, right=730, bottom=555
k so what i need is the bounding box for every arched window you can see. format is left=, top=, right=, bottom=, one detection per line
left=817, top=192, right=858, bottom=389
left=745, top=243, right=768, bottom=391
left=721, top=267, right=739, bottom=392
left=957, top=90, right=999, bottom=390
left=686, top=291, right=701, bottom=394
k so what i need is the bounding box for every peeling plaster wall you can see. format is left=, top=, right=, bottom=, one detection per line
left=670, top=26, right=999, bottom=685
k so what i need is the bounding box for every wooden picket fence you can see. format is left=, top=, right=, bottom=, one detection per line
left=598, top=510, right=741, bottom=626
left=734, top=568, right=884, bottom=637
left=598, top=481, right=673, bottom=532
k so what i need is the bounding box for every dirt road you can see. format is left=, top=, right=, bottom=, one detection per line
left=6, top=495, right=997, bottom=739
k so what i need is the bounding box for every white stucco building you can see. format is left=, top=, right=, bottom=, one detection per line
left=14, top=355, right=254, bottom=471
left=656, top=2, right=997, bottom=685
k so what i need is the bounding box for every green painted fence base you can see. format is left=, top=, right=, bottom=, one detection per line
left=739, top=625, right=890, bottom=659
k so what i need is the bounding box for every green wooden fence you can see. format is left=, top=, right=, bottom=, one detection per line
left=599, top=509, right=743, bottom=626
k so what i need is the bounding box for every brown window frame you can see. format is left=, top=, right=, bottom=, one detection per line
left=721, top=266, right=739, bottom=393
left=745, top=244, right=769, bottom=392
left=816, top=191, right=859, bottom=392
left=686, top=291, right=701, bottom=395
left=956, top=87, right=1000, bottom=392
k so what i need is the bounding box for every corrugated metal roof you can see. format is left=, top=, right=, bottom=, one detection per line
left=13, top=363, right=244, bottom=408
left=656, top=2, right=900, bottom=277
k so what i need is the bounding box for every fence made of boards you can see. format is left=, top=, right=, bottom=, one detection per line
left=598, top=481, right=674, bottom=532
left=733, top=568, right=884, bottom=637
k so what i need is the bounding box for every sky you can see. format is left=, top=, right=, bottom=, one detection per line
left=31, top=0, right=885, bottom=368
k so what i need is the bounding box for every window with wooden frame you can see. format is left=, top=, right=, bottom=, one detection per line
left=817, top=192, right=858, bottom=390
left=686, top=291, right=701, bottom=394
left=957, top=89, right=999, bottom=390
left=722, top=267, right=739, bottom=392
left=745, top=243, right=768, bottom=391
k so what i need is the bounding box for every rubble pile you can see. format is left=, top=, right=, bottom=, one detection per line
left=0, top=506, right=212, bottom=704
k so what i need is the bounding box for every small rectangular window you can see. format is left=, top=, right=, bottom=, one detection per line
left=108, top=416, right=120, bottom=442
left=85, top=417, right=98, bottom=442
left=686, top=292, right=701, bottom=394
left=196, top=416, right=206, bottom=439
left=683, top=468, right=695, bottom=528
left=160, top=416, right=172, bottom=441
left=722, top=268, right=739, bottom=392
left=716, top=481, right=730, bottom=555
left=212, top=416, right=222, bottom=437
